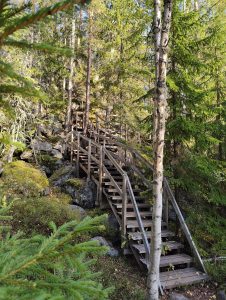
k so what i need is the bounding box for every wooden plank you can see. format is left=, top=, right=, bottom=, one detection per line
left=114, top=203, right=150, bottom=209
left=132, top=241, right=184, bottom=254
left=128, top=230, right=175, bottom=240
left=140, top=254, right=193, bottom=268
left=160, top=268, right=209, bottom=289
left=127, top=220, right=166, bottom=229
left=118, top=211, right=152, bottom=218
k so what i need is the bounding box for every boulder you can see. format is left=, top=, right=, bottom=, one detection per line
left=31, top=139, right=52, bottom=152
left=76, top=180, right=96, bottom=209
left=51, top=149, right=63, bottom=159
left=0, top=161, right=3, bottom=175
left=50, top=165, right=76, bottom=187
left=170, top=294, right=189, bottom=300
left=217, top=291, right=226, bottom=300
left=20, top=150, right=33, bottom=162
left=69, top=204, right=87, bottom=219
left=91, top=236, right=119, bottom=257
left=105, top=214, right=120, bottom=243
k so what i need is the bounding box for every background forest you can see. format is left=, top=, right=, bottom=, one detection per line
left=0, top=0, right=225, bottom=299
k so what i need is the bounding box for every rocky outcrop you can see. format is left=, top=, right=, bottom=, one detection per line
left=91, top=236, right=119, bottom=257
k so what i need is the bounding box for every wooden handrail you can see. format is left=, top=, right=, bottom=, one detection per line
left=164, top=178, right=207, bottom=273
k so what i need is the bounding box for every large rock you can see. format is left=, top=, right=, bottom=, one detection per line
left=69, top=204, right=87, bottom=219
left=1, top=161, right=49, bottom=198
left=51, top=149, right=63, bottom=159
left=31, top=139, right=52, bottom=152
left=50, top=165, right=76, bottom=187
left=105, top=214, right=120, bottom=243
left=0, top=161, right=3, bottom=175
left=64, top=179, right=96, bottom=209
left=91, top=236, right=119, bottom=257
left=38, top=154, right=64, bottom=177
left=20, top=150, right=34, bottom=162
left=217, top=291, right=226, bottom=300
left=170, top=294, right=189, bottom=300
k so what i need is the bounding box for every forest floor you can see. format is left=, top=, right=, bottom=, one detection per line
left=95, top=255, right=218, bottom=300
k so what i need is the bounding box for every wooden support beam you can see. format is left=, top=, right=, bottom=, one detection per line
left=76, top=133, right=80, bottom=177
left=121, top=174, right=127, bottom=244
left=98, top=146, right=103, bottom=208
left=88, top=139, right=91, bottom=179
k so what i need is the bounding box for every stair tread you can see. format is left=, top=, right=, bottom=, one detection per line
left=140, top=254, right=193, bottom=268
left=118, top=211, right=152, bottom=217
left=114, top=203, right=150, bottom=209
left=132, top=241, right=184, bottom=253
left=127, top=220, right=166, bottom=229
left=160, top=268, right=209, bottom=289
left=128, top=230, right=175, bottom=240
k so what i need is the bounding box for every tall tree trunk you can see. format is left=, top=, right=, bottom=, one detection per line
left=66, top=10, right=76, bottom=131
left=148, top=1, right=173, bottom=299
left=83, top=9, right=92, bottom=134
left=152, top=0, right=162, bottom=150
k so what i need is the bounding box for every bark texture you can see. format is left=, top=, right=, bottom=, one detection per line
left=83, top=10, right=92, bottom=134
left=148, top=0, right=173, bottom=299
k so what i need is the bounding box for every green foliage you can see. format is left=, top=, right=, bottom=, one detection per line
left=66, top=178, right=86, bottom=189
left=205, top=260, right=226, bottom=289
left=0, top=205, right=112, bottom=300
left=0, top=161, right=49, bottom=198
left=174, top=153, right=226, bottom=205
left=10, top=195, right=78, bottom=236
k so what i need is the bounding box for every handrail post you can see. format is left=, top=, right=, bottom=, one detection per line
left=163, top=183, right=169, bottom=228
left=121, top=174, right=127, bottom=245
left=88, top=139, right=91, bottom=179
left=70, top=125, right=74, bottom=163
left=76, top=133, right=80, bottom=177
left=98, top=146, right=103, bottom=208
left=75, top=112, right=78, bottom=132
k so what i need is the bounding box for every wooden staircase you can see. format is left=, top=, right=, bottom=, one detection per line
left=69, top=111, right=209, bottom=292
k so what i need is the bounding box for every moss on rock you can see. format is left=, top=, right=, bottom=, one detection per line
left=65, top=178, right=85, bottom=189
left=1, top=161, right=49, bottom=198
left=49, top=165, right=75, bottom=185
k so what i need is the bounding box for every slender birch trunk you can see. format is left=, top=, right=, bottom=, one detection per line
left=152, top=0, right=162, bottom=148
left=83, top=9, right=92, bottom=134
left=148, top=1, right=173, bottom=299
left=66, top=10, right=76, bottom=130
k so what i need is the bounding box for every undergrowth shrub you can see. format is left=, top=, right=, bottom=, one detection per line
left=11, top=196, right=79, bottom=236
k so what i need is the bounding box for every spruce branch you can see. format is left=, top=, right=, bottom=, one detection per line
left=0, top=0, right=89, bottom=45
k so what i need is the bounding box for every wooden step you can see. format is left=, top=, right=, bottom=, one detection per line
left=140, top=254, right=193, bottom=268
left=118, top=211, right=152, bottom=218
left=132, top=241, right=184, bottom=254
left=107, top=188, right=141, bottom=193
left=127, top=220, right=166, bottom=229
left=128, top=230, right=175, bottom=240
left=160, top=268, right=209, bottom=289
left=114, top=203, right=150, bottom=209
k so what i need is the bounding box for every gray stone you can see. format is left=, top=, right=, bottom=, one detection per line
left=91, top=236, right=119, bottom=257
left=105, top=214, right=120, bottom=243
left=51, top=149, right=63, bottom=159
left=31, top=140, right=52, bottom=152
left=20, top=150, right=33, bottom=161
left=53, top=142, right=63, bottom=152
left=73, top=180, right=96, bottom=209
left=217, top=291, right=226, bottom=300
left=170, top=294, right=189, bottom=300
left=69, top=204, right=86, bottom=219
left=50, top=165, right=76, bottom=187
left=0, top=161, right=3, bottom=175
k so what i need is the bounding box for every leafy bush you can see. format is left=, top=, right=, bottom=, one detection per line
left=10, top=195, right=79, bottom=236
left=1, top=161, right=49, bottom=198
